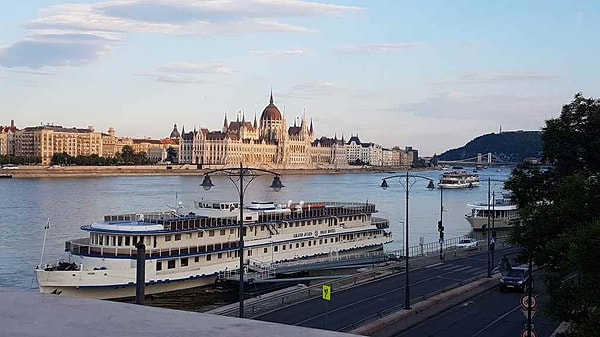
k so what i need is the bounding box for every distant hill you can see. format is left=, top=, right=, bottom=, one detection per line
left=438, top=131, right=543, bottom=163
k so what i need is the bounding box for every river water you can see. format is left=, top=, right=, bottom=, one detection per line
left=0, top=168, right=510, bottom=291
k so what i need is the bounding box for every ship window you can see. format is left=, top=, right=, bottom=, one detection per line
left=218, top=253, right=222, bottom=259
left=220, top=229, right=225, bottom=235
left=194, top=256, right=199, bottom=263
left=181, top=258, right=188, bottom=267
left=99, top=236, right=103, bottom=245
left=124, top=236, right=129, bottom=246
left=175, top=234, right=181, bottom=241
left=156, top=262, right=162, bottom=271
left=308, top=241, right=312, bottom=247
left=289, top=244, right=292, bottom=249
left=295, top=223, right=299, bottom=227
left=110, top=236, right=116, bottom=246
left=207, top=244, right=214, bottom=251
left=319, top=239, right=323, bottom=244
left=261, top=225, right=265, bottom=231
left=318, top=220, right=322, bottom=224
left=282, top=245, right=286, bottom=250
left=207, top=254, right=212, bottom=261
left=117, top=236, right=123, bottom=246
left=198, top=232, right=204, bottom=238
left=264, top=248, right=268, bottom=253
left=209, top=231, right=215, bottom=237
left=301, top=221, right=305, bottom=226
left=105, top=235, right=109, bottom=245
left=187, top=233, right=192, bottom=239
left=325, top=239, right=328, bottom=244
left=248, top=250, right=253, bottom=256
left=165, top=235, right=172, bottom=242
left=230, top=229, right=234, bottom=234
left=301, top=242, right=305, bottom=247
left=335, top=238, right=339, bottom=242
left=274, top=246, right=279, bottom=252
left=295, top=243, right=299, bottom=248
left=167, top=260, right=175, bottom=269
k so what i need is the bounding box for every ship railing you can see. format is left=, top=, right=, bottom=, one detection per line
left=66, top=239, right=241, bottom=259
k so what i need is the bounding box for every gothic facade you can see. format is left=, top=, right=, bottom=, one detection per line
left=178, top=92, right=347, bottom=169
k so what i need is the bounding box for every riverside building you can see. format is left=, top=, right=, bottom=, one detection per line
left=178, top=92, right=349, bottom=169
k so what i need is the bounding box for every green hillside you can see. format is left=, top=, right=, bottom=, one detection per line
left=438, top=131, right=543, bottom=163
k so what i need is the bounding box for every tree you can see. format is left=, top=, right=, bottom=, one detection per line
left=505, top=94, right=600, bottom=336
left=166, top=146, right=178, bottom=163
left=119, top=145, right=136, bottom=164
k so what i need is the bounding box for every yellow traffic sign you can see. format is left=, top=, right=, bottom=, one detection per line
left=322, top=284, right=331, bottom=301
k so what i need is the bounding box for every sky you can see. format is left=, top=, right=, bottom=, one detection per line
left=1, top=0, right=599, bottom=156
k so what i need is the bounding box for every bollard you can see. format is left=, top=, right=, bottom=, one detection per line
left=135, top=242, right=146, bottom=305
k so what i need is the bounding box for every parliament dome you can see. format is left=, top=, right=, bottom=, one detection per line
left=260, top=92, right=282, bottom=121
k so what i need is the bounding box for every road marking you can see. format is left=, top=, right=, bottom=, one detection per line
left=471, top=304, right=521, bottom=337
left=425, top=263, right=444, bottom=269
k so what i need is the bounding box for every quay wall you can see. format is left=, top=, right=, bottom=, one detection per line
left=8, top=165, right=417, bottom=179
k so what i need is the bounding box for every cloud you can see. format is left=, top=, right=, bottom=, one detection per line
left=7, top=68, right=56, bottom=76
left=25, top=0, right=362, bottom=35
left=4, top=0, right=361, bottom=69
left=0, top=32, right=116, bottom=68
left=133, top=61, right=233, bottom=84
left=157, top=62, right=234, bottom=74
left=431, top=72, right=557, bottom=85
left=392, top=91, right=560, bottom=121
left=281, top=81, right=347, bottom=99
left=248, top=48, right=310, bottom=57
left=335, top=42, right=425, bottom=54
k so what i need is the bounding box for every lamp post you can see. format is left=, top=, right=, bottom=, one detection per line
left=438, top=186, right=445, bottom=260
left=380, top=171, right=435, bottom=310
left=482, top=177, right=505, bottom=278
left=200, top=163, right=284, bottom=318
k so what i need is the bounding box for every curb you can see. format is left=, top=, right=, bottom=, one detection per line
left=350, top=274, right=501, bottom=336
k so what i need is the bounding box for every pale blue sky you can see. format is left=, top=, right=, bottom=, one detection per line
left=1, top=0, right=598, bottom=155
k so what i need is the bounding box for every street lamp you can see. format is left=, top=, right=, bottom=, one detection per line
left=482, top=177, right=505, bottom=278
left=438, top=186, right=445, bottom=260
left=380, top=171, right=435, bottom=310
left=200, top=163, right=284, bottom=318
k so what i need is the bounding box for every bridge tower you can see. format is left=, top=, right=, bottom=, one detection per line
left=487, top=152, right=492, bottom=166
left=477, top=153, right=482, bottom=166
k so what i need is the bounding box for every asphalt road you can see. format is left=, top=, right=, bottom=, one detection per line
left=254, top=246, right=524, bottom=332
left=393, top=269, right=560, bottom=337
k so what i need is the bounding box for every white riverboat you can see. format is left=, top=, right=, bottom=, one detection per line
left=438, top=171, right=480, bottom=189
left=35, top=200, right=392, bottom=299
left=465, top=193, right=519, bottom=230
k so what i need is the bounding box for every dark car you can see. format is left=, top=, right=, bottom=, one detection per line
left=499, top=267, right=533, bottom=292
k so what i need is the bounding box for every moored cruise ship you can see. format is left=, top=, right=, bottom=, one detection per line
left=438, top=171, right=480, bottom=189
left=36, top=200, right=392, bottom=299
left=465, top=193, right=519, bottom=230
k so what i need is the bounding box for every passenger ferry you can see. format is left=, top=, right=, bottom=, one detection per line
left=438, top=171, right=480, bottom=189
left=465, top=193, right=519, bottom=230
left=35, top=200, right=392, bottom=299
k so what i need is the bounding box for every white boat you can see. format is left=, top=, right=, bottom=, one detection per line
left=465, top=193, right=519, bottom=230
left=35, top=200, right=392, bottom=299
left=438, top=171, right=480, bottom=189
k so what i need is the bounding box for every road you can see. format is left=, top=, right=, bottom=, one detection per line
left=392, top=269, right=559, bottom=337
left=254, top=246, right=524, bottom=332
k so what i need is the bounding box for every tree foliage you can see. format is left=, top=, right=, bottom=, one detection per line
left=505, top=94, right=600, bottom=336
left=50, top=146, right=155, bottom=166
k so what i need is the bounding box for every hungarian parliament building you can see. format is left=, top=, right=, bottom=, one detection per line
left=1, top=93, right=417, bottom=168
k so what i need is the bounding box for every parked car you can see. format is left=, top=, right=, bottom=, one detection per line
left=456, top=237, right=478, bottom=249
left=499, top=267, right=533, bottom=292
left=1, top=164, right=19, bottom=170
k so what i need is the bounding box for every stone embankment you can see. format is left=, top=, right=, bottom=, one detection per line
left=9, top=165, right=410, bottom=179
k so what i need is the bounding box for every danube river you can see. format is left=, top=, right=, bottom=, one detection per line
left=0, top=168, right=510, bottom=291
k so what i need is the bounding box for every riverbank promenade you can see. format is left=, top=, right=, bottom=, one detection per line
left=0, top=287, right=354, bottom=337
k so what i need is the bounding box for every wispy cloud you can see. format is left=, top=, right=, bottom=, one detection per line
left=2, top=0, right=361, bottom=69
left=431, top=72, right=556, bottom=85
left=133, top=61, right=233, bottom=84
left=248, top=48, right=310, bottom=57
left=7, top=68, right=56, bottom=76
left=0, top=33, right=117, bottom=69
left=157, top=62, right=234, bottom=75
left=335, top=42, right=425, bottom=54
left=393, top=91, right=559, bottom=121
left=281, top=81, right=347, bottom=99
